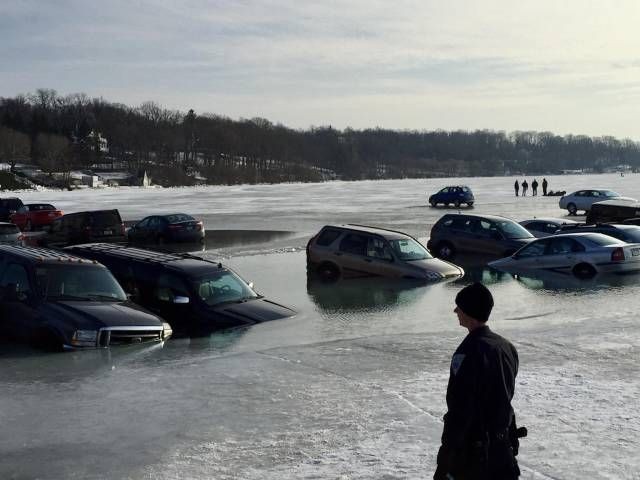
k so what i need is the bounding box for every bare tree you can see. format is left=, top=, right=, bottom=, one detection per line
left=0, top=126, right=30, bottom=171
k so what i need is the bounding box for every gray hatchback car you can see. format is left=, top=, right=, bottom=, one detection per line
left=427, top=213, right=535, bottom=260
left=306, top=224, right=464, bottom=281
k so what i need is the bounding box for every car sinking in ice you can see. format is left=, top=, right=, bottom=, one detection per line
left=306, top=224, right=464, bottom=281
left=488, top=232, right=640, bottom=279
left=0, top=245, right=172, bottom=351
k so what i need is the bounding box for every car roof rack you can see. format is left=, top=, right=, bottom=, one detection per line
left=67, top=242, right=221, bottom=267
left=0, top=244, right=95, bottom=264
left=343, top=223, right=415, bottom=237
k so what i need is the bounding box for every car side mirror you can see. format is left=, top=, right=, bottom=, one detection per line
left=173, top=295, right=190, bottom=304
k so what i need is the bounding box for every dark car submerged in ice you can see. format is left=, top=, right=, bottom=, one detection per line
left=66, top=243, right=296, bottom=334
left=0, top=245, right=172, bottom=351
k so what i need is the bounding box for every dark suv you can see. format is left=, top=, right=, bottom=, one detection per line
left=427, top=213, right=535, bottom=259
left=0, top=245, right=172, bottom=350
left=45, top=209, right=127, bottom=247
left=0, top=197, right=24, bottom=222
left=66, top=243, right=296, bottom=334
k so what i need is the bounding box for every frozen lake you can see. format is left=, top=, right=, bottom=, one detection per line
left=2, top=174, right=640, bottom=479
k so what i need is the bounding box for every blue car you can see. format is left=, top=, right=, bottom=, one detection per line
left=429, top=186, right=475, bottom=207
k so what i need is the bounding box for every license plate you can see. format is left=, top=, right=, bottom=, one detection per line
left=103, top=229, right=113, bottom=235
left=632, top=248, right=640, bottom=256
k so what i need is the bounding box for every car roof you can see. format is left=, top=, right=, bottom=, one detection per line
left=67, top=243, right=225, bottom=276
left=440, top=213, right=514, bottom=222
left=0, top=245, right=105, bottom=266
left=62, top=209, right=120, bottom=217
left=322, top=224, right=413, bottom=240
left=520, top=217, right=577, bottom=224
left=546, top=232, right=626, bottom=244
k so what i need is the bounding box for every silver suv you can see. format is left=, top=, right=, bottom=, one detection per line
left=306, top=224, right=464, bottom=281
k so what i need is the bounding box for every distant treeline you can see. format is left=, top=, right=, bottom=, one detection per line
left=1, top=88, right=640, bottom=186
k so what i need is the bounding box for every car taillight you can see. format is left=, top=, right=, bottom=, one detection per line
left=168, top=224, right=183, bottom=230
left=120, top=223, right=126, bottom=235
left=196, top=221, right=203, bottom=231
left=611, top=247, right=625, bottom=262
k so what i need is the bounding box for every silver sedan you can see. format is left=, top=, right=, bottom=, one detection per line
left=489, top=232, right=640, bottom=278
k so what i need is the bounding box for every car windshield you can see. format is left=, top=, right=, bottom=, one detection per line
left=192, top=269, right=259, bottom=306
left=35, top=264, right=127, bottom=301
left=389, top=238, right=433, bottom=260
left=89, top=211, right=121, bottom=228
left=496, top=220, right=534, bottom=239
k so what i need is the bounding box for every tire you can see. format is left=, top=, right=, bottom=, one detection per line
left=454, top=200, right=461, bottom=208
left=317, top=262, right=340, bottom=282
left=467, top=202, right=474, bottom=207
left=567, top=203, right=577, bottom=215
left=430, top=200, right=437, bottom=207
left=435, top=241, right=455, bottom=260
left=573, top=263, right=596, bottom=279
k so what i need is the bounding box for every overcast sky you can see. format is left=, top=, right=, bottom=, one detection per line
left=2, top=0, right=640, bottom=139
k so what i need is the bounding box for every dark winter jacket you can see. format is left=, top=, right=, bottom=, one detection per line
left=434, top=326, right=520, bottom=480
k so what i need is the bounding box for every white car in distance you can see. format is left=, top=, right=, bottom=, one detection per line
left=489, top=232, right=640, bottom=278
left=559, top=189, right=637, bottom=215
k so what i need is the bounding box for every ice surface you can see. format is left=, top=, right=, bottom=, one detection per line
left=2, top=173, right=640, bottom=479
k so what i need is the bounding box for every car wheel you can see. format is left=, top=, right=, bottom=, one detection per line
left=317, top=262, right=340, bottom=282
left=567, top=203, right=577, bottom=215
left=430, top=200, right=437, bottom=207
left=436, top=242, right=455, bottom=260
left=467, top=202, right=474, bottom=207
left=454, top=200, right=461, bottom=208
left=572, top=263, right=596, bottom=279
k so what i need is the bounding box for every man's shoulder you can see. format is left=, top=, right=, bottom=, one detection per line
left=472, top=328, right=517, bottom=354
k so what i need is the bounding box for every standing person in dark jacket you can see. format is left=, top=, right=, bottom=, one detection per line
left=542, top=178, right=548, bottom=196
left=513, top=180, right=519, bottom=197
left=434, top=283, right=522, bottom=480
left=521, top=179, right=528, bottom=196
left=531, top=179, right=538, bottom=196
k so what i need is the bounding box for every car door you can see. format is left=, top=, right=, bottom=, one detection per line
left=129, top=217, right=151, bottom=242
left=46, top=217, right=65, bottom=246
left=467, top=218, right=500, bottom=254
left=510, top=239, right=550, bottom=269
left=0, top=262, right=39, bottom=341
left=364, top=236, right=398, bottom=276
left=543, top=237, right=585, bottom=272
left=337, top=233, right=373, bottom=276
left=150, top=272, right=193, bottom=324
left=585, top=190, right=602, bottom=210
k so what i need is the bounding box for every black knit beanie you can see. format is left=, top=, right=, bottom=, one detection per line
left=455, top=282, right=494, bottom=322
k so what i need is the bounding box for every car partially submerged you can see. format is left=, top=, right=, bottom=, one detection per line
left=559, top=189, right=636, bottom=215
left=489, top=232, right=640, bottom=278
left=307, top=224, right=464, bottom=281
left=0, top=222, right=24, bottom=246
left=519, top=217, right=579, bottom=237
left=0, top=245, right=172, bottom=350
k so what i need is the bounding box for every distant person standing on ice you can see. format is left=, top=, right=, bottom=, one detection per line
left=542, top=178, right=548, bottom=196
left=514, top=180, right=519, bottom=197
left=521, top=179, right=528, bottom=196
left=433, top=283, right=525, bottom=480
left=531, top=179, right=539, bottom=196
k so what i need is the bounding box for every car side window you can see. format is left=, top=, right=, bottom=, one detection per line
left=548, top=238, right=583, bottom=255
left=591, top=191, right=600, bottom=197
left=517, top=240, right=548, bottom=258
left=316, top=228, right=342, bottom=246
left=440, top=188, right=449, bottom=193
left=155, top=273, right=190, bottom=302
left=137, top=218, right=150, bottom=228
left=0, top=263, right=32, bottom=294
left=366, top=237, right=393, bottom=260
left=339, top=233, right=367, bottom=256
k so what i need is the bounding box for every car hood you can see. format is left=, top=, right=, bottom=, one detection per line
left=41, top=300, right=163, bottom=330
left=410, top=258, right=464, bottom=277
left=209, top=298, right=296, bottom=325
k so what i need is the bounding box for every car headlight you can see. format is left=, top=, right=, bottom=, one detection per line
left=71, top=329, right=98, bottom=347
left=162, top=322, right=173, bottom=340
left=424, top=271, right=444, bottom=281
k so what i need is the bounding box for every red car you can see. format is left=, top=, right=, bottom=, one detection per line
left=10, top=203, right=64, bottom=231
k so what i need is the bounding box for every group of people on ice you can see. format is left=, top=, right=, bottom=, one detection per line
left=514, top=178, right=548, bottom=196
